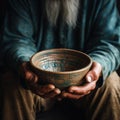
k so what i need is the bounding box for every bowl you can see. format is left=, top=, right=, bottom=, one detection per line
left=30, top=48, right=92, bottom=89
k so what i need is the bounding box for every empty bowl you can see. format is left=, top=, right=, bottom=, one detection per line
left=30, top=48, right=92, bottom=89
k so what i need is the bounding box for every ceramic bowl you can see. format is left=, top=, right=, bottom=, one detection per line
left=30, top=48, right=92, bottom=89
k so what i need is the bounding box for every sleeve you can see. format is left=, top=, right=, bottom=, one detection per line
left=0, top=0, right=37, bottom=71
left=88, top=0, right=120, bottom=80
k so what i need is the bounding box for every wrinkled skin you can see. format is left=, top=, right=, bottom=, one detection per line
left=19, top=61, right=102, bottom=100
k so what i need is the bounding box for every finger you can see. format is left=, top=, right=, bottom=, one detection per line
left=43, top=88, right=61, bottom=98
left=68, top=81, right=96, bottom=95
left=86, top=62, right=102, bottom=82
left=29, top=83, right=60, bottom=97
left=25, top=71, right=38, bottom=83
left=61, top=89, right=92, bottom=100
left=20, top=62, right=39, bottom=83
left=61, top=92, right=85, bottom=100
left=30, top=84, right=55, bottom=94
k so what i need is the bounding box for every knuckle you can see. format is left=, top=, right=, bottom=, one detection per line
left=82, top=89, right=87, bottom=94
left=91, top=84, right=96, bottom=90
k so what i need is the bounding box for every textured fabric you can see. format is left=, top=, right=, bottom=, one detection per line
left=0, top=71, right=120, bottom=120
left=0, top=71, right=55, bottom=120
left=0, top=0, right=120, bottom=82
left=78, top=72, right=120, bottom=120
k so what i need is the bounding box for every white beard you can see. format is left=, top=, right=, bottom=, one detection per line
left=45, top=0, right=80, bottom=27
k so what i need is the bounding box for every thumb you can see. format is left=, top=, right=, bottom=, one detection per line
left=21, top=62, right=39, bottom=83
left=86, top=61, right=102, bottom=83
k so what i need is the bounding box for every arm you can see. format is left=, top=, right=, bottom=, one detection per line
left=88, top=0, right=120, bottom=80
left=0, top=0, right=37, bottom=71
left=0, top=0, right=61, bottom=98
left=59, top=0, right=120, bottom=100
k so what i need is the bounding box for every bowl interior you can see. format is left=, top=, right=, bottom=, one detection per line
left=31, top=49, right=92, bottom=73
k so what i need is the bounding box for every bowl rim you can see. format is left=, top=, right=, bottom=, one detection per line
left=30, top=48, right=93, bottom=74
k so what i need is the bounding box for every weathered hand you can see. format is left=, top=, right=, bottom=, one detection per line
left=19, top=62, right=61, bottom=98
left=58, top=61, right=102, bottom=100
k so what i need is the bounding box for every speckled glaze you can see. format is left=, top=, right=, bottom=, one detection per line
left=30, top=48, right=92, bottom=89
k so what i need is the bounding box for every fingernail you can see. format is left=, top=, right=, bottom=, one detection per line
left=49, top=85, right=55, bottom=89
left=57, top=90, right=61, bottom=94
left=87, top=76, right=92, bottom=83
left=55, top=89, right=61, bottom=94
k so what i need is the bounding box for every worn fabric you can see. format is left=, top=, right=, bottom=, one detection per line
left=73, top=72, right=120, bottom=120
left=0, top=0, right=120, bottom=81
left=0, top=0, right=120, bottom=119
left=0, top=72, right=120, bottom=120
left=0, top=71, right=55, bottom=120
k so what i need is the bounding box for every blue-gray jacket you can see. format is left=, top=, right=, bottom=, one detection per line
left=0, top=0, right=120, bottom=84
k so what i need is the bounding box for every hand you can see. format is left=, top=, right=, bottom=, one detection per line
left=19, top=62, right=61, bottom=98
left=58, top=61, right=102, bottom=100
